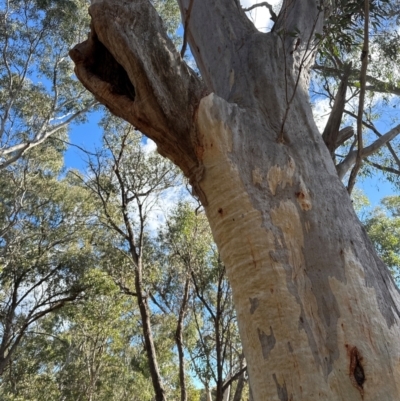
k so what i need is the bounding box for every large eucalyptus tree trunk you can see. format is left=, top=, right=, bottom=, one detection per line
left=70, top=0, right=400, bottom=399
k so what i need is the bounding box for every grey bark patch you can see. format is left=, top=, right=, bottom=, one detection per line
left=258, top=326, right=276, bottom=360
left=272, top=373, right=289, bottom=401
left=249, top=297, right=259, bottom=314
left=269, top=250, right=280, bottom=263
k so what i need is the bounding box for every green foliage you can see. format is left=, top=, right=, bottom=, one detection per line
left=364, top=196, right=400, bottom=283
left=0, top=281, right=156, bottom=401
left=0, top=140, right=99, bottom=376
left=319, top=0, right=392, bottom=56
left=311, top=0, right=400, bottom=189
left=152, top=0, right=182, bottom=44
left=154, top=202, right=244, bottom=396
left=0, top=0, right=94, bottom=168
left=11, top=1, right=400, bottom=400
left=351, top=187, right=370, bottom=214
left=0, top=1, right=244, bottom=400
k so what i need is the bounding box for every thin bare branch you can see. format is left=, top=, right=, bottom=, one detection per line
left=347, top=0, right=369, bottom=195
left=365, top=159, right=400, bottom=176
left=0, top=100, right=97, bottom=169
left=336, top=123, right=400, bottom=180
left=222, top=365, right=248, bottom=392
left=344, top=109, right=400, bottom=170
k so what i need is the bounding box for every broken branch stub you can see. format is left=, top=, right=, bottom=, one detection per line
left=69, top=0, right=205, bottom=190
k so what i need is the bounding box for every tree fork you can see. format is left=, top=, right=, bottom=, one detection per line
left=71, top=1, right=400, bottom=399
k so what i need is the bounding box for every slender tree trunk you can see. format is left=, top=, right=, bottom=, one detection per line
left=70, top=0, right=400, bottom=399
left=232, top=371, right=245, bottom=401
left=222, top=384, right=231, bottom=401
left=206, top=387, right=213, bottom=401
left=215, top=270, right=223, bottom=401
left=0, top=357, right=8, bottom=377
left=175, top=277, right=190, bottom=401
left=0, top=284, right=18, bottom=376
left=113, top=147, right=167, bottom=401
left=135, top=258, right=166, bottom=401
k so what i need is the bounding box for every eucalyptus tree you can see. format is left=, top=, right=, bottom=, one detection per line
left=0, top=274, right=158, bottom=401
left=311, top=0, right=400, bottom=188
left=49, top=285, right=149, bottom=401
left=0, top=0, right=96, bottom=169
left=189, top=259, right=245, bottom=401
left=0, top=139, right=97, bottom=376
left=154, top=202, right=246, bottom=401
left=364, top=196, right=400, bottom=283
left=70, top=0, right=400, bottom=399
left=79, top=113, right=180, bottom=401
left=150, top=202, right=198, bottom=401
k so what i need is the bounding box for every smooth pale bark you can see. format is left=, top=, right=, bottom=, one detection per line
left=222, top=385, right=230, bottom=401
left=70, top=0, right=400, bottom=400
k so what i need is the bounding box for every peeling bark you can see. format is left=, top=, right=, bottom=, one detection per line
left=71, top=1, right=400, bottom=400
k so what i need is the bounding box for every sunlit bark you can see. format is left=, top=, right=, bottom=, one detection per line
left=70, top=0, right=400, bottom=399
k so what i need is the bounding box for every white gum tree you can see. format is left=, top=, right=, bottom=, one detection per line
left=69, top=1, right=400, bottom=400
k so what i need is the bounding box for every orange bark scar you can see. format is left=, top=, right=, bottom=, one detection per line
left=296, top=177, right=312, bottom=211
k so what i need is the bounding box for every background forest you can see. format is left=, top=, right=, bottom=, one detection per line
left=0, top=0, right=400, bottom=400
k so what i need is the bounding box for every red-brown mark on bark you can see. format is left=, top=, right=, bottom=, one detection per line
left=295, top=189, right=312, bottom=211
left=247, top=238, right=258, bottom=269
left=346, top=345, right=365, bottom=397
left=218, top=208, right=223, bottom=216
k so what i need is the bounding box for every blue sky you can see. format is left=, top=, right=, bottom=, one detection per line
left=62, top=0, right=398, bottom=210
left=64, top=110, right=103, bottom=170
left=64, top=111, right=395, bottom=211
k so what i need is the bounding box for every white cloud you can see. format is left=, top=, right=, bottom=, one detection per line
left=312, top=97, right=331, bottom=133
left=240, top=0, right=281, bottom=33
left=142, top=137, right=157, bottom=154
left=144, top=185, right=188, bottom=234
